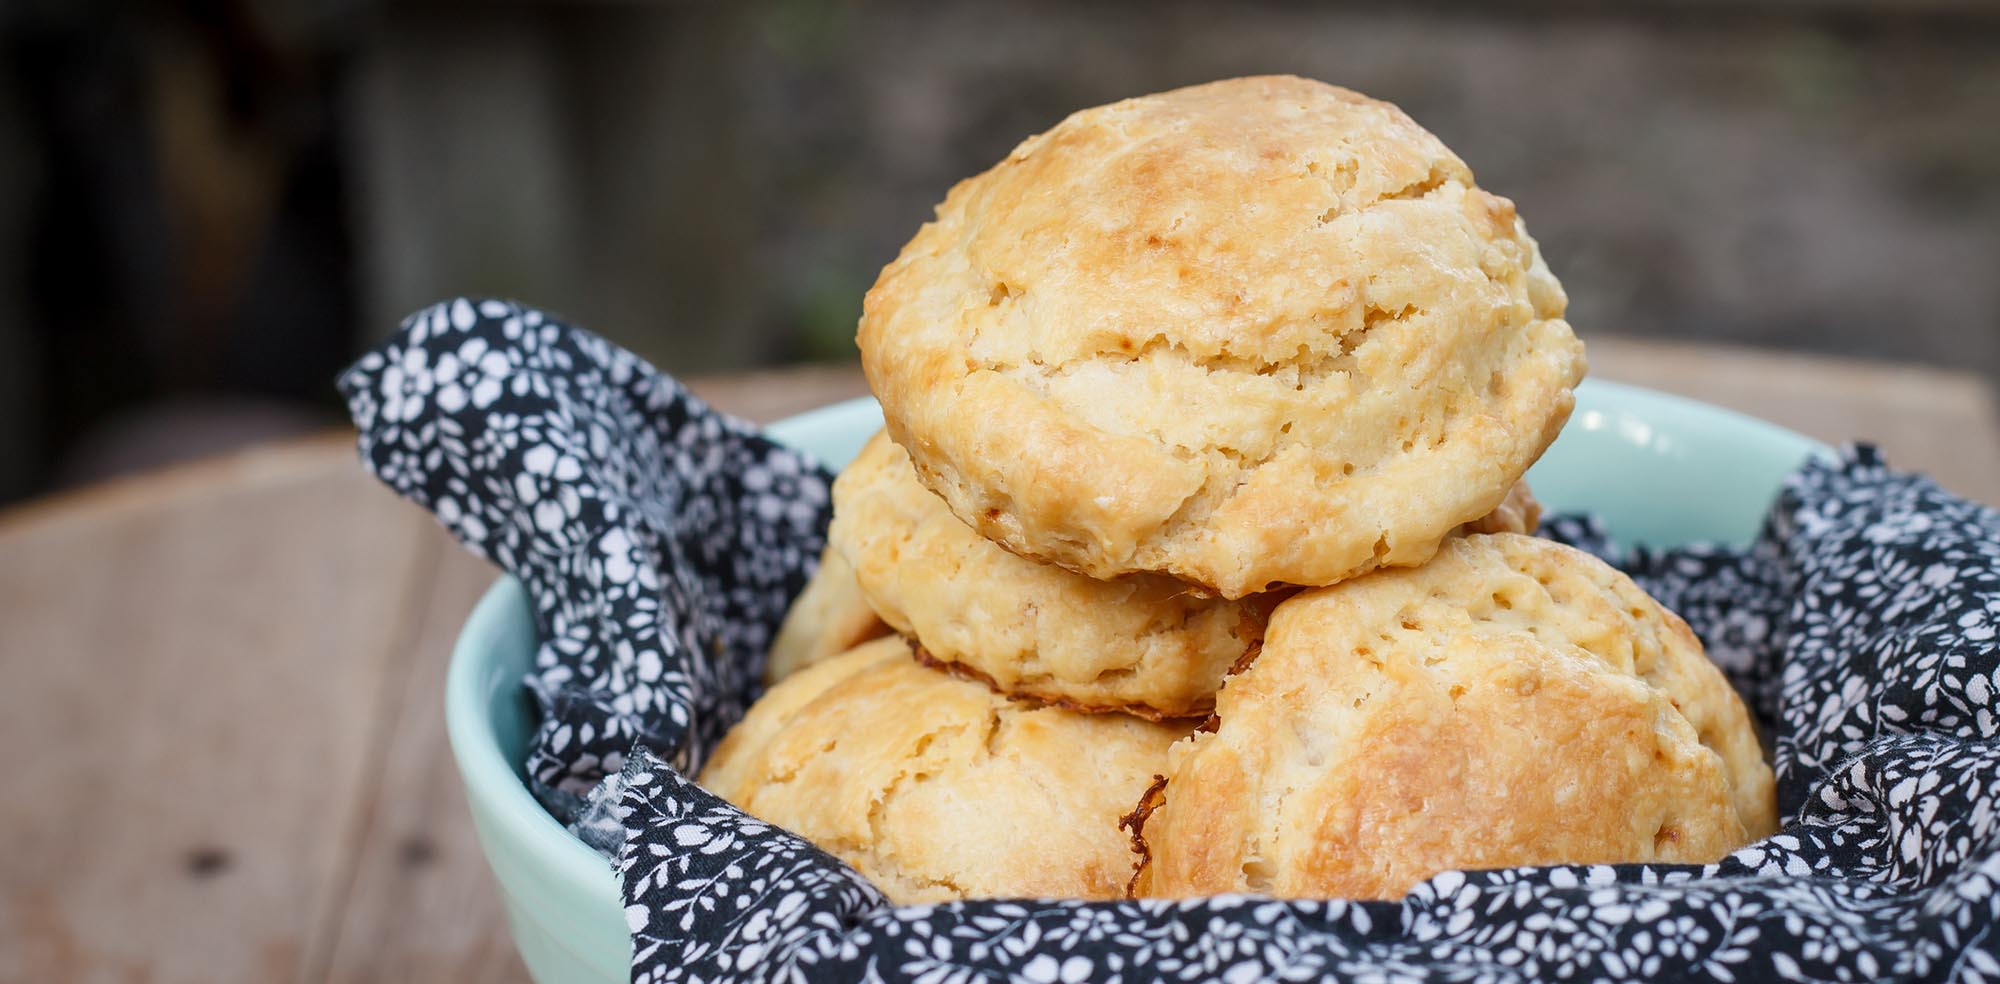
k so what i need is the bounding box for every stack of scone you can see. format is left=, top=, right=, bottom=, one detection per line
left=701, top=75, right=1777, bottom=905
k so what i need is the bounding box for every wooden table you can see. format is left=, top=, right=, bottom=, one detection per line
left=2, top=339, right=1997, bottom=984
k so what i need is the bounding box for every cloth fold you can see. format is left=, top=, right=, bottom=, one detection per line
left=339, top=298, right=832, bottom=821
left=345, top=300, right=2000, bottom=983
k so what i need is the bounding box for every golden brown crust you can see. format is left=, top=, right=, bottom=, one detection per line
left=859, top=75, right=1586, bottom=598
left=831, top=430, right=1283, bottom=717
left=763, top=544, right=889, bottom=685
left=1135, top=533, right=1776, bottom=900
left=698, top=636, right=1192, bottom=904
left=1119, top=775, right=1169, bottom=899
left=830, top=431, right=1538, bottom=717
left=908, top=643, right=1188, bottom=722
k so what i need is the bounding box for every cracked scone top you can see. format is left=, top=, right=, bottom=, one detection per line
left=1130, top=533, right=1777, bottom=900
left=698, top=636, right=1186, bottom=904
left=858, top=75, right=1586, bottom=598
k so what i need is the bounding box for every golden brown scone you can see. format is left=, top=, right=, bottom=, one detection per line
left=700, top=636, right=1187, bottom=904
left=764, top=545, right=888, bottom=684
left=830, top=431, right=1278, bottom=717
left=1131, top=533, right=1776, bottom=900
left=858, top=75, right=1586, bottom=599
left=828, top=430, right=1544, bottom=718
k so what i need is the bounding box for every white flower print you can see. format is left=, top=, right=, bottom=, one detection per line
left=345, top=306, right=2000, bottom=984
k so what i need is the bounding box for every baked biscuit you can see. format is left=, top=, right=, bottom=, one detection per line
left=700, top=636, right=1187, bottom=904
left=859, top=75, right=1585, bottom=598
left=829, top=430, right=1543, bottom=718
left=830, top=431, right=1276, bottom=717
left=1131, top=533, right=1775, bottom=900
left=764, top=544, right=888, bottom=684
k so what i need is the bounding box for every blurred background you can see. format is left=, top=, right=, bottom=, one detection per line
left=0, top=0, right=1996, bottom=505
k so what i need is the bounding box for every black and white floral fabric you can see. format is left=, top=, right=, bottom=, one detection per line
left=340, top=298, right=830, bottom=824
left=346, top=300, right=2000, bottom=983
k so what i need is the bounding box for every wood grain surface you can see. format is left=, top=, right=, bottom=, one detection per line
left=0, top=344, right=1994, bottom=983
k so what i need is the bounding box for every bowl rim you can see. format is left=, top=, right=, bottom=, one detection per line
left=447, top=575, right=607, bottom=885
left=445, top=378, right=1832, bottom=904
left=442, top=397, right=897, bottom=901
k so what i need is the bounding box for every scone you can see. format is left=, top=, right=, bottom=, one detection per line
left=700, top=636, right=1186, bottom=904
left=829, top=430, right=1542, bottom=718
left=859, top=75, right=1585, bottom=598
left=830, top=430, right=1278, bottom=717
left=1130, top=533, right=1776, bottom=900
left=764, top=544, right=888, bottom=683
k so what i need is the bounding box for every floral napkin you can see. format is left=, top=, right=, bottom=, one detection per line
left=344, top=298, right=2000, bottom=983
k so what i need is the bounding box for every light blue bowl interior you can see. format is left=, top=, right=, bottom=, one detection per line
left=446, top=377, right=1829, bottom=983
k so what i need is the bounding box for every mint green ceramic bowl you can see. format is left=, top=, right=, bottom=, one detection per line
left=446, top=379, right=1828, bottom=983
